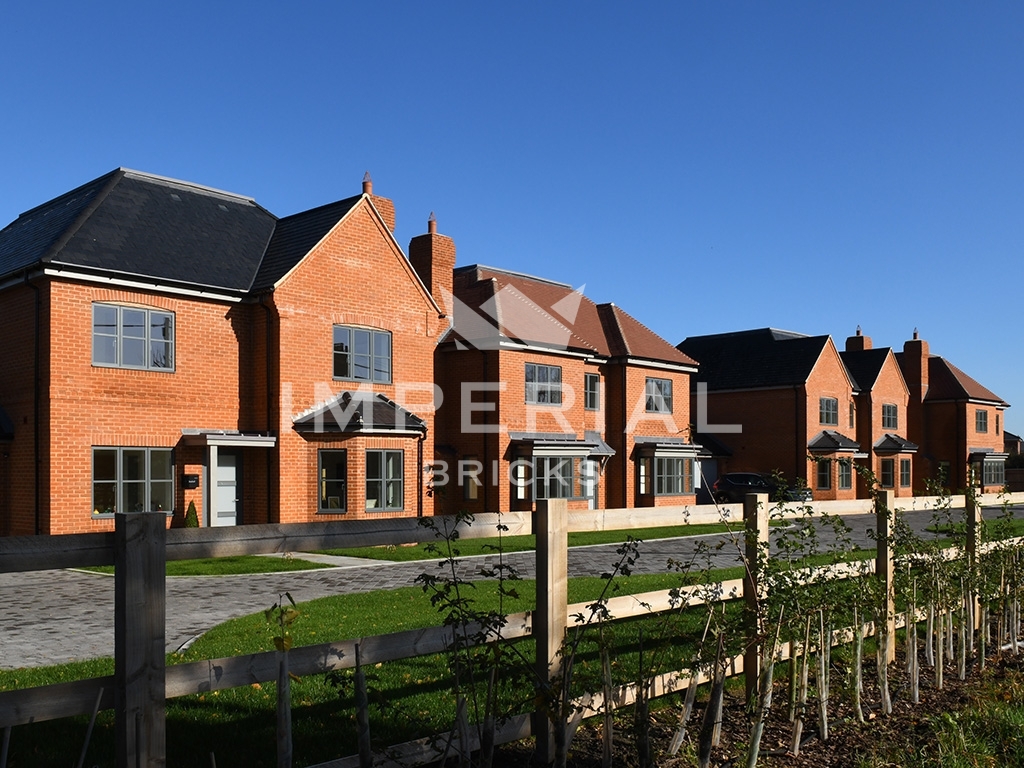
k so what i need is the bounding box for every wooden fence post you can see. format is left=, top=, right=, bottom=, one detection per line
left=743, top=492, right=770, bottom=705
left=965, top=490, right=982, bottom=629
left=534, top=499, right=568, bottom=765
left=115, top=512, right=167, bottom=768
left=875, top=490, right=897, bottom=664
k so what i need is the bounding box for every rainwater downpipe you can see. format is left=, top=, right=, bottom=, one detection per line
left=417, top=434, right=424, bottom=517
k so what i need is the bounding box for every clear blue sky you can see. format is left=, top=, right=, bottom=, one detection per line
left=2, top=2, right=1022, bottom=432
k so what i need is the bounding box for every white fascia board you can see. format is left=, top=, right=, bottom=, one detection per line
left=42, top=268, right=243, bottom=303
left=623, top=357, right=699, bottom=374
left=497, top=340, right=597, bottom=360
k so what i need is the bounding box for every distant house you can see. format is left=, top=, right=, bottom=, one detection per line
left=896, top=331, right=1009, bottom=493
left=678, top=328, right=860, bottom=500
left=0, top=169, right=445, bottom=535
left=840, top=328, right=917, bottom=497
left=426, top=263, right=701, bottom=513
left=1005, top=431, right=1022, bottom=457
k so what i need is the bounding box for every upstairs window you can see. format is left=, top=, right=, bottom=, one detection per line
left=334, top=326, right=391, bottom=383
left=584, top=373, right=600, bottom=411
left=819, top=397, right=839, bottom=426
left=526, top=363, right=562, bottom=405
left=882, top=404, right=898, bottom=430
left=645, top=378, right=673, bottom=414
left=93, top=304, right=174, bottom=371
left=976, top=409, right=989, bottom=433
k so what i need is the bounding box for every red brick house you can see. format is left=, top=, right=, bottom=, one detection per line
left=678, top=328, right=861, bottom=500
left=426, top=262, right=701, bottom=513
left=839, top=328, right=917, bottom=497
left=0, top=169, right=444, bottom=535
left=896, top=331, right=1009, bottom=493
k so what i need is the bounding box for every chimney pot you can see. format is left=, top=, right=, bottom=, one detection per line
left=428, top=212, right=437, bottom=235
left=913, top=328, right=919, bottom=340
left=362, top=171, right=372, bottom=196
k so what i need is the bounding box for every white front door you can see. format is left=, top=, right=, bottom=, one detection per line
left=211, top=450, right=239, bottom=527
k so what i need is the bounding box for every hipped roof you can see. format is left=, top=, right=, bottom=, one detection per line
left=678, top=328, right=830, bottom=390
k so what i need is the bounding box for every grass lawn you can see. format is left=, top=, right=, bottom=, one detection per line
left=316, top=520, right=762, bottom=562
left=81, top=554, right=334, bottom=577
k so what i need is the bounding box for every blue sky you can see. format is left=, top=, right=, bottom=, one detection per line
left=2, top=2, right=1022, bottom=431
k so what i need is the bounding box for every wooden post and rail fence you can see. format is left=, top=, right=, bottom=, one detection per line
left=1, top=492, right=1021, bottom=767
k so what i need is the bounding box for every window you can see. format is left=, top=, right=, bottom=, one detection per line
left=819, top=397, right=839, bottom=426
left=533, top=457, right=598, bottom=500
left=881, top=459, right=895, bottom=488
left=838, top=460, right=852, bottom=490
left=93, top=304, right=174, bottom=371
left=976, top=409, right=988, bottom=433
left=816, top=460, right=831, bottom=490
left=983, top=459, right=1005, bottom=487
left=366, top=450, right=403, bottom=511
left=318, top=450, right=347, bottom=512
left=92, top=447, right=173, bottom=515
left=996, top=414, right=1001, bottom=435
left=645, top=378, right=673, bottom=414
left=882, top=404, right=898, bottom=430
left=900, top=459, right=912, bottom=487
left=654, top=457, right=694, bottom=495
left=849, top=402, right=855, bottom=429
left=584, top=373, right=600, bottom=411
left=334, top=326, right=391, bottom=383
left=525, top=363, right=562, bottom=405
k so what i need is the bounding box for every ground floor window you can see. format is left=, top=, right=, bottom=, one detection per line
left=92, top=447, right=174, bottom=516
left=838, top=459, right=852, bottom=490
left=881, top=459, right=895, bottom=489
left=983, top=459, right=1005, bottom=487
left=366, top=450, right=403, bottom=511
left=816, top=459, right=831, bottom=490
left=638, top=456, right=694, bottom=495
left=318, top=450, right=347, bottom=512
left=900, top=459, right=912, bottom=487
left=534, top=457, right=598, bottom=500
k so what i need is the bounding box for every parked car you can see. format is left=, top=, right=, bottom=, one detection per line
left=712, top=472, right=812, bottom=503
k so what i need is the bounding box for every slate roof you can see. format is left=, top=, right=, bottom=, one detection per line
left=252, top=196, right=361, bottom=291
left=807, top=430, right=861, bottom=453
left=293, top=391, right=427, bottom=434
left=840, top=348, right=892, bottom=393
left=678, top=328, right=830, bottom=390
left=0, top=169, right=279, bottom=292
left=507, top=430, right=616, bottom=456
left=873, top=433, right=918, bottom=454
left=448, top=265, right=696, bottom=367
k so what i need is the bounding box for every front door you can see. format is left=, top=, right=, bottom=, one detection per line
left=211, top=450, right=241, bottom=527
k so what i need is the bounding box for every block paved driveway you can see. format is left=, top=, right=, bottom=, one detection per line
left=3, top=504, right=1021, bottom=670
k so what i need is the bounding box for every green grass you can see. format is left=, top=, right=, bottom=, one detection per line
left=317, top=521, right=760, bottom=562
left=81, top=554, right=333, bottom=576
left=925, top=516, right=1024, bottom=540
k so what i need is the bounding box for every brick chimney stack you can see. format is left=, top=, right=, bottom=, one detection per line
left=901, top=328, right=930, bottom=402
left=409, top=212, right=455, bottom=313
left=361, top=172, right=396, bottom=232
left=845, top=325, right=872, bottom=352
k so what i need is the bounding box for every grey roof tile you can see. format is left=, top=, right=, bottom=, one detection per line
left=678, top=328, right=829, bottom=390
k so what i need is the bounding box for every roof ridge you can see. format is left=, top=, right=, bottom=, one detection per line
left=120, top=168, right=260, bottom=205
left=459, top=263, right=573, bottom=289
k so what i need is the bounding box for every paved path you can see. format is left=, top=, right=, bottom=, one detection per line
left=3, top=504, right=1022, bottom=670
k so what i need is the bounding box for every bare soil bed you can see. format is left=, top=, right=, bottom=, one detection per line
left=489, top=652, right=1018, bottom=767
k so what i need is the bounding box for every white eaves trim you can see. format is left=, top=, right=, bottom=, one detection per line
left=41, top=268, right=244, bottom=303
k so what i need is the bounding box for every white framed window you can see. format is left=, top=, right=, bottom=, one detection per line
left=584, top=373, right=600, bottom=411
left=882, top=404, right=898, bottom=430
left=366, top=450, right=403, bottom=511
left=92, top=304, right=174, bottom=371
left=525, top=363, right=562, bottom=405
left=645, top=378, right=673, bottom=414
left=334, top=326, right=391, bottom=383
left=976, top=409, right=989, bottom=433
left=819, top=397, right=839, bottom=426
left=92, top=447, right=174, bottom=516
left=318, top=450, right=348, bottom=512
